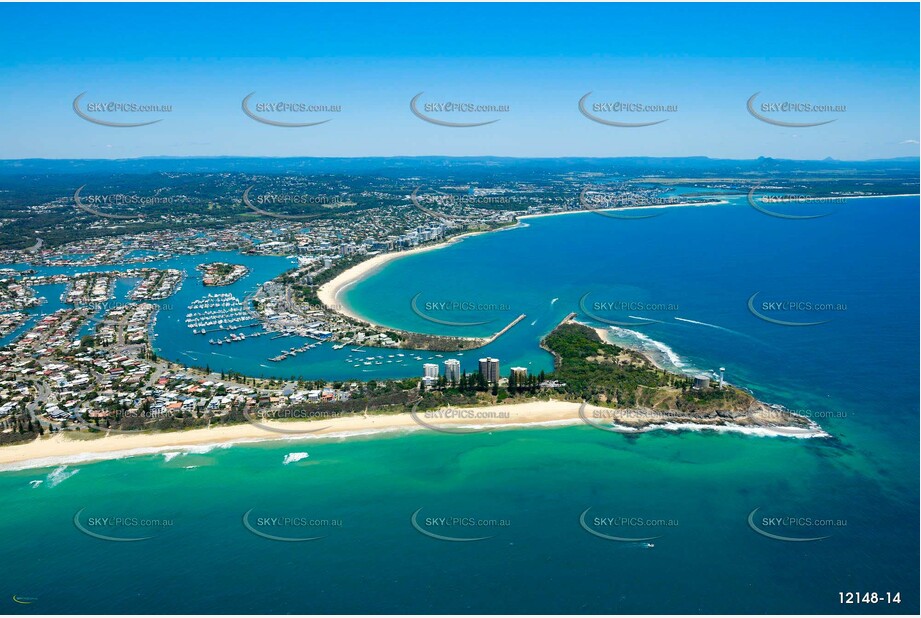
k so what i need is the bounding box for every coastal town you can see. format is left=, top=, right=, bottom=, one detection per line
left=0, top=173, right=858, bottom=446
left=0, top=182, right=536, bottom=441
left=198, top=262, right=249, bottom=286
left=0, top=4, right=916, bottom=615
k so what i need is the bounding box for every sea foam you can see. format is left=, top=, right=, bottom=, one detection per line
left=604, top=325, right=691, bottom=372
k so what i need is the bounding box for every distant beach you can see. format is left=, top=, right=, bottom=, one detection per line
left=316, top=227, right=498, bottom=328
left=316, top=199, right=728, bottom=326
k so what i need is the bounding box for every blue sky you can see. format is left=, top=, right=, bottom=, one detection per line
left=0, top=2, right=917, bottom=160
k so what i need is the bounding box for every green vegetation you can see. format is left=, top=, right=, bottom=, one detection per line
left=0, top=407, right=44, bottom=445
left=544, top=322, right=753, bottom=412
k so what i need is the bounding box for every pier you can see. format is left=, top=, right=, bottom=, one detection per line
left=483, top=313, right=528, bottom=345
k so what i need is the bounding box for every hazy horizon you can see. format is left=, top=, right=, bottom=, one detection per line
left=1, top=154, right=919, bottom=163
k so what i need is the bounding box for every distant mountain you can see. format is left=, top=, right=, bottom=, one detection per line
left=0, top=155, right=917, bottom=176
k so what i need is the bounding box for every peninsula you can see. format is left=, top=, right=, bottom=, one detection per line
left=0, top=319, right=823, bottom=469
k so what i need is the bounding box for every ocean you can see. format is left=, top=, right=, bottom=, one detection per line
left=0, top=195, right=917, bottom=614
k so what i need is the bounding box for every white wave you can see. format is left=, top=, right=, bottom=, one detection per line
left=608, top=421, right=829, bottom=439
left=29, top=479, right=43, bottom=488
left=0, top=441, right=241, bottom=472
left=550, top=298, right=558, bottom=305
left=46, top=465, right=79, bottom=487
left=605, top=326, right=688, bottom=371
left=0, top=419, right=608, bottom=473
left=162, top=452, right=182, bottom=462
left=183, top=443, right=233, bottom=455
left=282, top=452, right=309, bottom=465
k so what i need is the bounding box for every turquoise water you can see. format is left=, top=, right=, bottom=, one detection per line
left=0, top=196, right=917, bottom=613
left=0, top=251, right=488, bottom=382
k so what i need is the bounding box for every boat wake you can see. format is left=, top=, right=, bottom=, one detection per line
left=46, top=465, right=79, bottom=487
left=674, top=316, right=735, bottom=333
left=620, top=541, right=656, bottom=549
left=627, top=315, right=660, bottom=323
left=283, top=452, right=310, bottom=465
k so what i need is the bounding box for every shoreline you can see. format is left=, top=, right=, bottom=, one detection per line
left=315, top=198, right=729, bottom=326
left=584, top=323, right=671, bottom=372
left=0, top=401, right=578, bottom=470
left=314, top=191, right=915, bottom=367
left=583, top=323, right=827, bottom=439
left=579, top=319, right=707, bottom=380
left=839, top=193, right=919, bottom=199
left=3, top=192, right=900, bottom=470
left=0, top=400, right=826, bottom=471
left=316, top=227, right=503, bottom=328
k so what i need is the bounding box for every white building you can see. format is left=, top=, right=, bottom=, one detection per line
left=444, top=359, right=461, bottom=383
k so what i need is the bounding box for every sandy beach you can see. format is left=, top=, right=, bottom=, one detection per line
left=315, top=199, right=727, bottom=324
left=6, top=194, right=868, bottom=471
left=0, top=397, right=827, bottom=470
left=0, top=401, right=582, bottom=470
left=316, top=227, right=502, bottom=327
left=840, top=193, right=919, bottom=199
